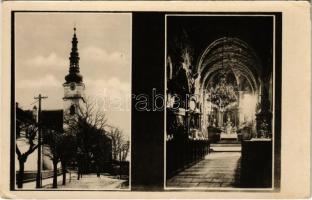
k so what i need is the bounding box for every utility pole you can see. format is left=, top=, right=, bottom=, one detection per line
left=34, top=94, right=48, bottom=188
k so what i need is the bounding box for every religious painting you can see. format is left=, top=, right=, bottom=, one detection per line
left=165, top=14, right=281, bottom=190
left=12, top=12, right=131, bottom=190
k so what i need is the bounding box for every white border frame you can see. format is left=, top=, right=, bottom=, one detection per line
left=1, top=1, right=310, bottom=198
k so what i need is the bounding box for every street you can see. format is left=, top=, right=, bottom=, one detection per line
left=21, top=172, right=128, bottom=190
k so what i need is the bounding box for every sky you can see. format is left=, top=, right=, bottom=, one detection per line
left=15, top=12, right=132, bottom=139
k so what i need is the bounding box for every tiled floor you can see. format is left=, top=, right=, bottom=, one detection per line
left=167, top=152, right=241, bottom=188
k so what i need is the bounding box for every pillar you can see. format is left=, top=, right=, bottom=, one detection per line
left=256, top=83, right=272, bottom=138
left=218, top=111, right=224, bottom=127
left=238, top=91, right=244, bottom=126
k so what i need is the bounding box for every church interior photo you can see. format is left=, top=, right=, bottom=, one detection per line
left=166, top=15, right=278, bottom=188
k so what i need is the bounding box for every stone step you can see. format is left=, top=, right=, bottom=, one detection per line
left=220, top=133, right=238, bottom=140
left=215, top=140, right=241, bottom=144
left=211, top=143, right=241, bottom=147
left=210, top=146, right=241, bottom=152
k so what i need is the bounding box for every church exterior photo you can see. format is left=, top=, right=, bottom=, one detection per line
left=13, top=13, right=131, bottom=190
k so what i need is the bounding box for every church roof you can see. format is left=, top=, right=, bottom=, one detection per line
left=16, top=103, right=35, bottom=124
left=41, top=110, right=64, bottom=132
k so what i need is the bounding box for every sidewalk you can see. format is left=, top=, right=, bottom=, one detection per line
left=22, top=173, right=64, bottom=189
left=21, top=172, right=128, bottom=190
left=44, top=173, right=128, bottom=190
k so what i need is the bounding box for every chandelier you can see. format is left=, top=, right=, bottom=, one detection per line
left=208, top=40, right=238, bottom=109
left=208, top=72, right=238, bottom=108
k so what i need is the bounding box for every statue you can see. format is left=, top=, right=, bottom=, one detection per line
left=225, top=116, right=232, bottom=134
left=220, top=113, right=238, bottom=139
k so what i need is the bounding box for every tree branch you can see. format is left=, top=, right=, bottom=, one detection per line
left=16, top=145, right=22, bottom=158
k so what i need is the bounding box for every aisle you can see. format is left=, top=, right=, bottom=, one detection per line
left=167, top=152, right=241, bottom=188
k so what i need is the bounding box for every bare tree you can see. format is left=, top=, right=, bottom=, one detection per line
left=63, top=97, right=108, bottom=179
left=107, top=127, right=129, bottom=162
left=16, top=106, right=38, bottom=188
left=59, top=134, right=76, bottom=185
left=107, top=127, right=129, bottom=179
left=43, top=130, right=61, bottom=188
left=121, top=141, right=130, bottom=161
left=76, top=97, right=108, bottom=130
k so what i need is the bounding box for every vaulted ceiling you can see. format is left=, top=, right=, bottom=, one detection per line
left=197, top=37, right=262, bottom=93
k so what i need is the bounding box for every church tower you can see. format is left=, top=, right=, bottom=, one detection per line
left=63, top=27, right=85, bottom=116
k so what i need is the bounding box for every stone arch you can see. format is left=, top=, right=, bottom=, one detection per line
left=195, top=37, right=262, bottom=94
left=196, top=37, right=264, bottom=136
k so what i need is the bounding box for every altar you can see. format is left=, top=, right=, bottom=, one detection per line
left=220, top=116, right=238, bottom=139
left=220, top=132, right=238, bottom=139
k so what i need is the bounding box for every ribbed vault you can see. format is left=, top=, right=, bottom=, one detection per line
left=196, top=37, right=262, bottom=93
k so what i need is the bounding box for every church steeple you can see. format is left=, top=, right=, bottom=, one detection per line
left=65, top=27, right=83, bottom=83
left=63, top=26, right=85, bottom=118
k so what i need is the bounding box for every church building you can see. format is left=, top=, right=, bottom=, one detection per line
left=63, top=27, right=86, bottom=118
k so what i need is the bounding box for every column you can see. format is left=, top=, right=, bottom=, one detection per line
left=238, top=91, right=244, bottom=126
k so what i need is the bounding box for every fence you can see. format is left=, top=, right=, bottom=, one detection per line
left=16, top=169, right=62, bottom=183
left=111, top=160, right=129, bottom=179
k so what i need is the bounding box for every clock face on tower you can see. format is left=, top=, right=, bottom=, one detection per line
left=70, top=83, right=76, bottom=90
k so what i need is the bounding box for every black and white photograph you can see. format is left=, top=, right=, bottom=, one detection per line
left=13, top=12, right=131, bottom=190
left=165, top=14, right=281, bottom=190
left=1, top=1, right=311, bottom=198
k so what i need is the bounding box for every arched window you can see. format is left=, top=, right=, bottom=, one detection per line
left=70, top=105, right=75, bottom=115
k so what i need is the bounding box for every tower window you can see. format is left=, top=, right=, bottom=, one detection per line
left=70, top=83, right=76, bottom=90
left=70, top=105, right=76, bottom=115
